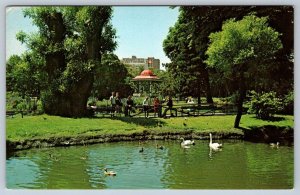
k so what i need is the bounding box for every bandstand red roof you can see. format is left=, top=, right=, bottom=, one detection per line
left=132, top=69, right=160, bottom=81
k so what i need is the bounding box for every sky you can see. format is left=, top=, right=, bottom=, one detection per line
left=6, top=6, right=179, bottom=67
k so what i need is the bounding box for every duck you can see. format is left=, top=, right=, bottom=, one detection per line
left=180, top=137, right=195, bottom=146
left=270, top=142, right=280, bottom=147
left=139, top=147, right=144, bottom=153
left=104, top=168, right=117, bottom=176
left=156, top=144, right=164, bottom=150
left=209, top=133, right=222, bottom=150
left=48, top=153, right=59, bottom=161
left=80, top=155, right=87, bottom=160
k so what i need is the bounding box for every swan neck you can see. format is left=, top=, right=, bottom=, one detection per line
left=209, top=134, right=212, bottom=144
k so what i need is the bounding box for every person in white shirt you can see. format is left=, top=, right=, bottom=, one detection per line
left=109, top=92, right=116, bottom=116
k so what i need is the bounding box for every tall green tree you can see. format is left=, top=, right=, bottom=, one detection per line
left=17, top=6, right=117, bottom=117
left=205, top=14, right=282, bottom=127
left=155, top=69, right=181, bottom=97
left=181, top=6, right=293, bottom=97
left=92, top=53, right=133, bottom=100
left=163, top=13, right=210, bottom=104
left=6, top=53, right=45, bottom=98
left=6, top=55, right=23, bottom=93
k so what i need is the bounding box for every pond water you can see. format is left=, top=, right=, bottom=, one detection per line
left=6, top=140, right=293, bottom=189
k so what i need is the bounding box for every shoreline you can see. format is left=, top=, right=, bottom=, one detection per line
left=6, top=125, right=293, bottom=153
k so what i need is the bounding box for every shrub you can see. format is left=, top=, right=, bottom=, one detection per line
left=247, top=91, right=282, bottom=120
left=281, top=90, right=294, bottom=115
left=6, top=92, right=26, bottom=111
left=6, top=92, right=44, bottom=114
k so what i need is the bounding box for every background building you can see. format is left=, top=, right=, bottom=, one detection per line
left=121, top=56, right=160, bottom=70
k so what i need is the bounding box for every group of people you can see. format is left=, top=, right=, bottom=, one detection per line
left=109, top=92, right=123, bottom=116
left=108, top=91, right=173, bottom=117
left=142, top=96, right=161, bottom=117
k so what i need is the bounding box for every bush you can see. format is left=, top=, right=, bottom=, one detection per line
left=6, top=92, right=44, bottom=114
left=281, top=90, right=294, bottom=115
left=247, top=91, right=282, bottom=120
left=6, top=92, right=26, bottom=111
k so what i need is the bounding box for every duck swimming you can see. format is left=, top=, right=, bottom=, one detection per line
left=156, top=144, right=164, bottom=150
left=104, top=168, right=117, bottom=176
left=80, top=155, right=87, bottom=160
left=139, top=147, right=144, bottom=153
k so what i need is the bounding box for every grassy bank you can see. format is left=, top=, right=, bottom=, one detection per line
left=6, top=114, right=293, bottom=143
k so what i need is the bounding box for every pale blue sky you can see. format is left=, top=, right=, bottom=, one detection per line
left=6, top=6, right=179, bottom=67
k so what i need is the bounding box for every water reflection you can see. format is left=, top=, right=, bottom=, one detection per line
left=209, top=147, right=222, bottom=160
left=6, top=140, right=293, bottom=189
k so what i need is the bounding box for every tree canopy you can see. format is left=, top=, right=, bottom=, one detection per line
left=163, top=11, right=213, bottom=104
left=14, top=6, right=117, bottom=117
left=206, top=14, right=282, bottom=73
left=182, top=6, right=293, bottom=96
left=205, top=14, right=282, bottom=127
left=164, top=6, right=293, bottom=100
left=92, top=53, right=133, bottom=100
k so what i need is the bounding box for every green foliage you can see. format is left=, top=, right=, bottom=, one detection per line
left=6, top=92, right=43, bottom=113
left=222, top=92, right=240, bottom=104
left=16, top=31, right=27, bottom=43
left=92, top=53, right=133, bottom=100
left=206, top=14, right=282, bottom=73
left=155, top=70, right=180, bottom=97
left=6, top=92, right=25, bottom=111
left=205, top=13, right=283, bottom=127
left=247, top=91, right=282, bottom=120
left=179, top=6, right=293, bottom=98
left=59, top=60, right=98, bottom=93
left=281, top=90, right=294, bottom=115
left=13, top=6, right=117, bottom=117
left=6, top=53, right=45, bottom=97
left=163, top=12, right=209, bottom=99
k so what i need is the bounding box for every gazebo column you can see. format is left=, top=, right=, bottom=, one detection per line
left=132, top=69, right=161, bottom=99
left=149, top=81, right=152, bottom=97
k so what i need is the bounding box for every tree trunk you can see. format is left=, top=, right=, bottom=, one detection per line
left=234, top=73, right=246, bottom=128
left=203, top=68, right=213, bottom=104
left=197, top=96, right=201, bottom=106
left=42, top=10, right=95, bottom=117
left=44, top=73, right=94, bottom=117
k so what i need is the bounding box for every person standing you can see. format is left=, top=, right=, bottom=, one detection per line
left=125, top=95, right=134, bottom=117
left=143, top=96, right=150, bottom=117
left=115, top=92, right=123, bottom=115
left=109, top=92, right=116, bottom=116
left=153, top=96, right=160, bottom=117
left=163, top=96, right=174, bottom=117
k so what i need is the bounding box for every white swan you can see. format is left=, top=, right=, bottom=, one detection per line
left=181, top=145, right=191, bottom=149
left=209, top=133, right=222, bottom=150
left=180, top=138, right=195, bottom=146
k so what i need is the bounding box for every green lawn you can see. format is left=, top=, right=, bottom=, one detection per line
left=6, top=113, right=294, bottom=142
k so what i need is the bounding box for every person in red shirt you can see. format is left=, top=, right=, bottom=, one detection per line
left=153, top=96, right=160, bottom=117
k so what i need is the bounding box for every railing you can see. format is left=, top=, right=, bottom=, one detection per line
left=6, top=110, right=24, bottom=118
left=92, top=103, right=240, bottom=118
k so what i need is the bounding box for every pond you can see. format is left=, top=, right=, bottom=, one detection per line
left=6, top=140, right=293, bottom=189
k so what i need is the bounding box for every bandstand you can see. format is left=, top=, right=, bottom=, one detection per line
left=132, top=69, right=162, bottom=98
